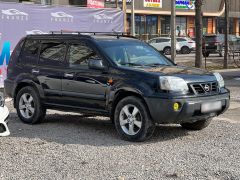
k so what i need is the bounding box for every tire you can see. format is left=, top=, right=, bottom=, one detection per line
left=16, top=86, right=46, bottom=124
left=114, top=96, right=155, bottom=142
left=181, top=46, right=191, bottom=54
left=0, top=124, right=6, bottom=133
left=180, top=118, right=212, bottom=131
left=163, top=47, right=171, bottom=55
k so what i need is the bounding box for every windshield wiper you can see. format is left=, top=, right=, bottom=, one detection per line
left=120, top=63, right=143, bottom=66
left=145, top=63, right=170, bottom=67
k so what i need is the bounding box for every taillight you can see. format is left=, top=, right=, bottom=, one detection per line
left=188, top=41, right=195, bottom=43
left=214, top=41, right=220, bottom=45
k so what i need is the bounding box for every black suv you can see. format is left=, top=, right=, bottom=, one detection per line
left=5, top=33, right=230, bottom=141
left=203, top=34, right=239, bottom=57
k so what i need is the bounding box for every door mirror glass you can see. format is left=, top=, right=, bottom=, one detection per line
left=88, top=59, right=105, bottom=70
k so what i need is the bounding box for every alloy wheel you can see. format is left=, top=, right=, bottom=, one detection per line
left=119, top=104, right=142, bottom=136
left=19, top=93, right=35, bottom=119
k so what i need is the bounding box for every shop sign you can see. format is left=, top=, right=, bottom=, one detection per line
left=144, top=0, right=162, bottom=8
left=87, top=0, right=105, bottom=8
left=176, top=0, right=195, bottom=9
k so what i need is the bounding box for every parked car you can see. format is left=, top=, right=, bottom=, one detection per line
left=0, top=92, right=10, bottom=137
left=148, top=37, right=181, bottom=55
left=5, top=33, right=230, bottom=141
left=177, top=37, right=196, bottom=54
left=202, top=34, right=240, bottom=57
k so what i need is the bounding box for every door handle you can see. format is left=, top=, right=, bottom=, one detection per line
left=32, top=69, right=39, bottom=74
left=64, top=73, right=74, bottom=78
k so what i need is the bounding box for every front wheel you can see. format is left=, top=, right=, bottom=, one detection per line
left=164, top=47, right=171, bottom=55
left=16, top=86, right=46, bottom=124
left=114, top=96, right=155, bottom=142
left=181, top=46, right=191, bottom=54
left=180, top=118, right=212, bottom=130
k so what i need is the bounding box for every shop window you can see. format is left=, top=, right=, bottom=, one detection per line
left=176, top=17, right=187, bottom=36
left=161, top=16, right=171, bottom=35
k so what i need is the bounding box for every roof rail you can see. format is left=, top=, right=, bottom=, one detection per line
left=48, top=31, right=137, bottom=39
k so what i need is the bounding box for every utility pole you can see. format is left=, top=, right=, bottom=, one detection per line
left=116, top=0, right=118, bottom=8
left=195, top=0, right=203, bottom=68
left=122, top=0, right=127, bottom=33
left=224, top=0, right=229, bottom=69
left=131, top=0, right=135, bottom=36
left=171, top=0, right=176, bottom=62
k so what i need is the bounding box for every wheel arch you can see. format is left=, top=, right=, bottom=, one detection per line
left=13, top=81, right=43, bottom=108
left=110, top=89, right=152, bottom=123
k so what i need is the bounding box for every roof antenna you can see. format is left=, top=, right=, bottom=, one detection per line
left=112, top=29, right=120, bottom=39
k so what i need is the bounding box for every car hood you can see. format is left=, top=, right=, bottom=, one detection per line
left=133, top=65, right=217, bottom=83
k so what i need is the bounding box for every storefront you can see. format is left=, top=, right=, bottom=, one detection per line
left=105, top=0, right=225, bottom=40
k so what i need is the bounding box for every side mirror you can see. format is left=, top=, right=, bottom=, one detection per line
left=88, top=59, right=106, bottom=70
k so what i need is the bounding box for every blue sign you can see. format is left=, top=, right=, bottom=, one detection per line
left=176, top=0, right=195, bottom=9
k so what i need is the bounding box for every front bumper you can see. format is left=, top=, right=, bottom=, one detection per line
left=145, top=93, right=230, bottom=124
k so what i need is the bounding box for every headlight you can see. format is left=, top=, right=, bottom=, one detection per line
left=213, top=73, right=225, bottom=88
left=0, top=92, right=5, bottom=107
left=159, top=76, right=189, bottom=93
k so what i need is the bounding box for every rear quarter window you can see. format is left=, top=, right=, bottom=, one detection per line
left=20, top=39, right=40, bottom=65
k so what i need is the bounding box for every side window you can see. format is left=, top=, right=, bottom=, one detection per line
left=177, top=38, right=186, bottom=42
left=156, top=39, right=163, bottom=43
left=21, top=39, right=39, bottom=65
left=67, top=43, right=100, bottom=68
left=149, top=39, right=156, bottom=43
left=39, top=41, right=66, bottom=66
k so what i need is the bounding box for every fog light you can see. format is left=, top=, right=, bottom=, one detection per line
left=173, top=102, right=181, bottom=111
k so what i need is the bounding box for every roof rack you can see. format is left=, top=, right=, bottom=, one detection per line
left=48, top=30, right=137, bottom=39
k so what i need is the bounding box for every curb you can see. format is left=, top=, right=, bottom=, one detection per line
left=212, top=68, right=240, bottom=73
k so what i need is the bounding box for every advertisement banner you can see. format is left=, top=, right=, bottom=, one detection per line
left=0, top=2, right=124, bottom=87
left=87, top=0, right=105, bottom=8
left=143, top=0, right=162, bottom=8
left=176, top=0, right=195, bottom=9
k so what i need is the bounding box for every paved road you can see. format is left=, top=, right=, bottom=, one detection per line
left=0, top=74, right=239, bottom=180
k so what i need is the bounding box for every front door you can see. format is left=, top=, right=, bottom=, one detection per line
left=62, top=40, right=109, bottom=110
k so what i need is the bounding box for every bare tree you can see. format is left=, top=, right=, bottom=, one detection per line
left=224, top=0, right=229, bottom=69
left=195, top=0, right=203, bottom=68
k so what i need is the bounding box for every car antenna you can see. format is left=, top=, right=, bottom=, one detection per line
left=112, top=29, right=120, bottom=39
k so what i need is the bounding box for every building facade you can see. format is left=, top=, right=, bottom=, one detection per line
left=1, top=0, right=239, bottom=39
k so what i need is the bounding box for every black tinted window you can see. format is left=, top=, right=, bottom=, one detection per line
left=177, top=38, right=186, bottom=42
left=39, top=42, right=66, bottom=66
left=67, top=43, right=100, bottom=68
left=149, top=39, right=156, bottom=43
left=156, top=39, right=169, bottom=43
left=23, top=40, right=39, bottom=55
left=21, top=39, right=39, bottom=65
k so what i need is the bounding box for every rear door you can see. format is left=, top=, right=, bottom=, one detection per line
left=36, top=40, right=67, bottom=104
left=61, top=40, right=109, bottom=110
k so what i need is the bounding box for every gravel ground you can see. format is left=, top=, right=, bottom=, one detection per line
left=0, top=78, right=240, bottom=180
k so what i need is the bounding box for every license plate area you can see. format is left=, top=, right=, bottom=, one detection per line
left=201, top=101, right=222, bottom=113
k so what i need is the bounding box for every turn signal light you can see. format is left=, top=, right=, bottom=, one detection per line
left=173, top=102, right=181, bottom=111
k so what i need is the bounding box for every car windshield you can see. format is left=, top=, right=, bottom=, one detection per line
left=98, top=40, right=173, bottom=67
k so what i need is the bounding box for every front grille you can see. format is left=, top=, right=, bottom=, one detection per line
left=190, top=82, right=219, bottom=95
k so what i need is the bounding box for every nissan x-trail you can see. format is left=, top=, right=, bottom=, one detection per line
left=5, top=33, right=230, bottom=141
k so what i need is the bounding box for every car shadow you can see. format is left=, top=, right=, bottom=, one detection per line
left=8, top=112, right=190, bottom=146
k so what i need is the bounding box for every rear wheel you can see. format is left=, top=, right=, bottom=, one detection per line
left=114, top=96, right=155, bottom=142
left=16, top=86, right=46, bottom=124
left=164, top=47, right=171, bottom=55
left=180, top=118, right=212, bottom=130
left=181, top=46, right=191, bottom=54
